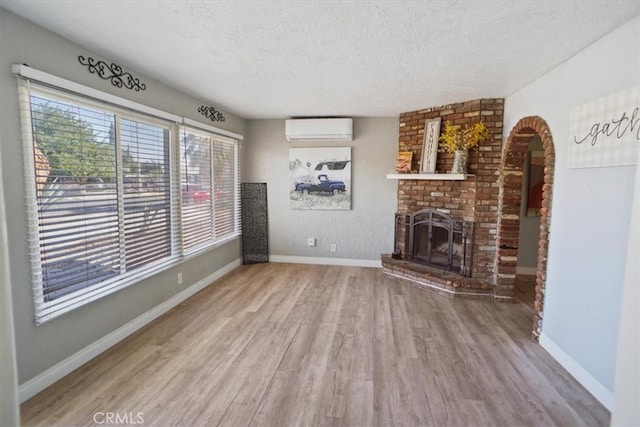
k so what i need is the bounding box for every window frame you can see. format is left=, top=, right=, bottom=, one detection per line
left=15, top=64, right=242, bottom=324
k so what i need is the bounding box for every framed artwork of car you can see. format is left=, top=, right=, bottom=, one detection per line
left=289, top=147, right=351, bottom=210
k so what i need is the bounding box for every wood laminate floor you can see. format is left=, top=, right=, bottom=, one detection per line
left=21, top=263, right=609, bottom=426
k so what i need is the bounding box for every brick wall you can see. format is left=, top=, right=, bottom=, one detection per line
left=496, top=116, right=555, bottom=335
left=395, top=99, right=504, bottom=282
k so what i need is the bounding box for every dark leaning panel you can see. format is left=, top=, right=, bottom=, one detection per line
left=241, top=183, right=269, bottom=264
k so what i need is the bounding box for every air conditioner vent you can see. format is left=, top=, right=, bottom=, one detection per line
left=285, top=118, right=353, bottom=142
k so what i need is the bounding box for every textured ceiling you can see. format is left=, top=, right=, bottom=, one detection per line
left=2, top=1, right=640, bottom=119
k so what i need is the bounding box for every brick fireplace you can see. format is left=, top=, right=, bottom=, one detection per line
left=382, top=98, right=505, bottom=299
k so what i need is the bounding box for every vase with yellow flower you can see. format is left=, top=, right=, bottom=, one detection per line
left=438, top=121, right=490, bottom=174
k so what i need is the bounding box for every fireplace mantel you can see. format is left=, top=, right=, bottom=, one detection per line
left=386, top=173, right=472, bottom=180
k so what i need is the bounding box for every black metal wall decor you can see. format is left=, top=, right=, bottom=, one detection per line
left=198, top=105, right=226, bottom=122
left=241, top=183, right=269, bottom=264
left=78, top=56, right=146, bottom=91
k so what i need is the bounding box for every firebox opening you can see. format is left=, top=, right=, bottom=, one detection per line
left=396, top=209, right=474, bottom=277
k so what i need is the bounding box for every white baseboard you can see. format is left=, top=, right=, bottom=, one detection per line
left=516, top=266, right=537, bottom=275
left=540, top=333, right=613, bottom=410
left=18, top=258, right=241, bottom=403
left=269, top=255, right=381, bottom=268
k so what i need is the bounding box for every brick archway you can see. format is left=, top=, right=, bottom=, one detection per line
left=495, top=116, right=554, bottom=340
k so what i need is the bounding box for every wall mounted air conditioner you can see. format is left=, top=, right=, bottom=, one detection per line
left=285, top=118, right=353, bottom=142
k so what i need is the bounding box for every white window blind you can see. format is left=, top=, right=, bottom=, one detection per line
left=30, top=93, right=121, bottom=304
left=15, top=65, right=242, bottom=324
left=180, top=127, right=240, bottom=253
left=120, top=119, right=172, bottom=269
left=212, top=139, right=238, bottom=239
left=21, top=83, right=179, bottom=322
left=181, top=129, right=214, bottom=251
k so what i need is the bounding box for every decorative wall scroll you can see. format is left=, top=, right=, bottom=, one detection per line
left=569, top=85, right=639, bottom=168
left=421, top=118, right=441, bottom=173
left=77, top=56, right=146, bottom=91
left=198, top=106, right=226, bottom=122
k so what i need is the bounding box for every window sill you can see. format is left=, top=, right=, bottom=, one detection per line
left=182, top=234, right=240, bottom=262
left=36, top=235, right=240, bottom=324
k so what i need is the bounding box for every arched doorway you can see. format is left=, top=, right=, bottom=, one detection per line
left=495, top=116, right=555, bottom=340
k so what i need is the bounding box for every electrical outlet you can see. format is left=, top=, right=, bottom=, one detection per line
left=330, top=243, right=337, bottom=253
left=177, top=272, right=183, bottom=285
left=308, top=237, right=316, bottom=247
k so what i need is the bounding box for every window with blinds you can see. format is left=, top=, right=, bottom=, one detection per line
left=30, top=94, right=121, bottom=303
left=180, top=127, right=239, bottom=253
left=25, top=87, right=177, bottom=320
left=17, top=73, right=241, bottom=324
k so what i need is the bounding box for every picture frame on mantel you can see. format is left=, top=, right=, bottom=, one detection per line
left=395, top=151, right=413, bottom=173
left=421, top=118, right=441, bottom=173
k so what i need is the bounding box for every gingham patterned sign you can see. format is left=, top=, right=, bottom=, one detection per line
left=569, top=85, right=640, bottom=168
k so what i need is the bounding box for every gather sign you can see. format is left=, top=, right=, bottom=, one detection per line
left=569, top=85, right=639, bottom=168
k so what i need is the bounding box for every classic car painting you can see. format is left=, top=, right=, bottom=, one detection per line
left=289, top=147, right=351, bottom=210
left=295, top=174, right=346, bottom=195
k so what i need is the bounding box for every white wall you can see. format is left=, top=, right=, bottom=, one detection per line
left=0, top=8, right=244, bottom=387
left=504, top=15, right=639, bottom=407
left=0, top=136, right=19, bottom=425
left=244, top=118, right=398, bottom=263
left=611, top=143, right=640, bottom=426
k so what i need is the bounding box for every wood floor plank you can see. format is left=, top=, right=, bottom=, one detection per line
left=20, top=266, right=609, bottom=426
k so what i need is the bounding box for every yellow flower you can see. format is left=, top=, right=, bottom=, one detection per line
left=438, top=121, right=489, bottom=153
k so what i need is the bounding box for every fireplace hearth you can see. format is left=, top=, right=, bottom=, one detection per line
left=395, top=209, right=473, bottom=276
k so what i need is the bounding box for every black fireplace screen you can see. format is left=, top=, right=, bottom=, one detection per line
left=395, top=209, right=474, bottom=276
